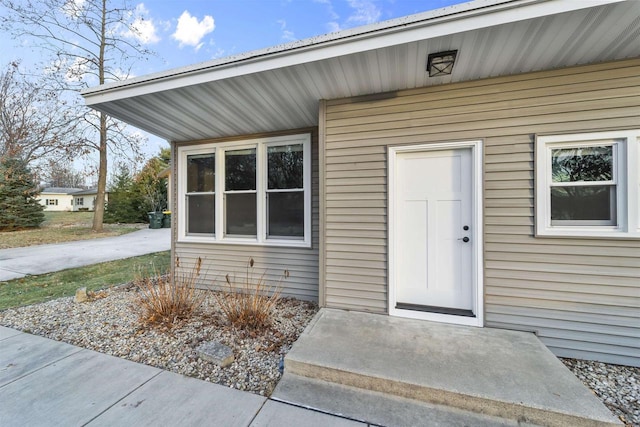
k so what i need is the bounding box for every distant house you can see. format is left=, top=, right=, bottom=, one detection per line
left=72, top=188, right=108, bottom=212
left=37, top=188, right=82, bottom=212
left=83, top=0, right=640, bottom=367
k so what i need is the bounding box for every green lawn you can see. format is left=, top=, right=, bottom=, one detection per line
left=0, top=251, right=170, bottom=310
left=0, top=211, right=143, bottom=249
left=42, top=211, right=95, bottom=226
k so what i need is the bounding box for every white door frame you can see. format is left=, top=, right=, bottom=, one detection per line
left=388, top=140, right=484, bottom=327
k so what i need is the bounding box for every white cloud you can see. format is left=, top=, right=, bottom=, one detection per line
left=62, top=0, right=85, bottom=18
left=159, top=19, right=173, bottom=32
left=113, top=68, right=135, bottom=81
left=44, top=59, right=65, bottom=76
left=122, top=4, right=160, bottom=45
left=65, top=57, right=90, bottom=82
left=277, top=19, right=296, bottom=42
left=346, top=0, right=381, bottom=25
left=282, top=30, right=295, bottom=41
left=314, top=0, right=337, bottom=16
left=134, top=19, right=159, bottom=44
left=317, top=0, right=380, bottom=33
left=172, top=11, right=215, bottom=48
left=44, top=57, right=91, bottom=83
left=327, top=22, right=342, bottom=32
left=211, top=47, right=227, bottom=60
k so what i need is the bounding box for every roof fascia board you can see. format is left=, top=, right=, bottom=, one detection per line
left=83, top=0, right=625, bottom=106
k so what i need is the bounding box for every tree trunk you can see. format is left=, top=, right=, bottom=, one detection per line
left=92, top=111, right=107, bottom=232
left=92, top=0, right=107, bottom=233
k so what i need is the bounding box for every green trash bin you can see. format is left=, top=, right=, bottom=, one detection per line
left=162, top=211, right=171, bottom=228
left=148, top=212, right=162, bottom=229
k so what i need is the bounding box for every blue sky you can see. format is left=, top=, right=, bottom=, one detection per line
left=1, top=0, right=468, bottom=167
left=128, top=0, right=468, bottom=75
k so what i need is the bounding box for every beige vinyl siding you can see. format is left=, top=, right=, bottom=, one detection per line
left=172, top=129, right=319, bottom=301
left=322, top=58, right=640, bottom=366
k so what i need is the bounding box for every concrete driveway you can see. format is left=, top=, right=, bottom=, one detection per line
left=0, top=228, right=171, bottom=281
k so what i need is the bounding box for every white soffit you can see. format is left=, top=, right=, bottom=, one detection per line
left=82, top=0, right=640, bottom=142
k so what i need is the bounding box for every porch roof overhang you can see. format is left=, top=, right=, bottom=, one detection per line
left=81, top=0, right=640, bottom=143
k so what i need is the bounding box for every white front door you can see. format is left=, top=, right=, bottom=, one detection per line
left=391, top=145, right=478, bottom=320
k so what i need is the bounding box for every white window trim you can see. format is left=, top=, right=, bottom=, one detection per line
left=178, top=133, right=312, bottom=248
left=535, top=130, right=640, bottom=239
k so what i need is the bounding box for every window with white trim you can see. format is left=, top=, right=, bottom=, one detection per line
left=225, top=147, right=257, bottom=237
left=267, top=143, right=305, bottom=239
left=536, top=130, right=640, bottom=238
left=186, top=153, right=215, bottom=235
left=178, top=134, right=311, bottom=247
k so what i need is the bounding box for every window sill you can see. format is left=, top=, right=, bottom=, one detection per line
left=536, top=228, right=640, bottom=239
left=178, top=235, right=312, bottom=248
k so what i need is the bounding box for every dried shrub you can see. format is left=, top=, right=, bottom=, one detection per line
left=214, top=257, right=286, bottom=330
left=135, top=257, right=203, bottom=325
left=88, top=290, right=108, bottom=301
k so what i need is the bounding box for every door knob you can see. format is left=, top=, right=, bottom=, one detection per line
left=460, top=237, right=469, bottom=243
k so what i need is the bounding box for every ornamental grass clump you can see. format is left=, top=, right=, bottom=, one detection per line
left=214, top=257, right=287, bottom=330
left=136, top=257, right=203, bottom=325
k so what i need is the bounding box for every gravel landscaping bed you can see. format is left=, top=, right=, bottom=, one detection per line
left=0, top=285, right=637, bottom=426
left=0, top=284, right=318, bottom=396
left=561, top=358, right=640, bottom=427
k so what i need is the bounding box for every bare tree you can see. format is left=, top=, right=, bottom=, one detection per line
left=0, top=62, right=85, bottom=165
left=41, top=159, right=87, bottom=188
left=0, top=0, right=151, bottom=231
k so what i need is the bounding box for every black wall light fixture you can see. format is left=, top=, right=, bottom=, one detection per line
left=427, top=50, right=458, bottom=77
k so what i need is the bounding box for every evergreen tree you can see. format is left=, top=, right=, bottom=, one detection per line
left=104, top=165, right=139, bottom=223
left=0, top=157, right=44, bottom=230
left=133, top=155, right=168, bottom=221
left=104, top=147, right=169, bottom=224
left=159, top=147, right=171, bottom=165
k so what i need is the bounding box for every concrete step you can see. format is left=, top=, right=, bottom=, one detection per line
left=273, top=373, right=528, bottom=427
left=282, top=309, right=621, bottom=427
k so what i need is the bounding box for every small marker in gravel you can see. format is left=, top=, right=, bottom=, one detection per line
left=74, top=287, right=89, bottom=303
left=197, top=341, right=234, bottom=367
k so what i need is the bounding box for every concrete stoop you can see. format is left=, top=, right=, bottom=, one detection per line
left=273, top=373, right=526, bottom=427
left=279, top=309, right=621, bottom=427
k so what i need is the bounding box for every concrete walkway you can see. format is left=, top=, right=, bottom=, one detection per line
left=0, top=326, right=363, bottom=426
left=0, top=228, right=171, bottom=281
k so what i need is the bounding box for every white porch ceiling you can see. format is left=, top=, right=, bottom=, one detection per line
left=82, top=0, right=640, bottom=142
